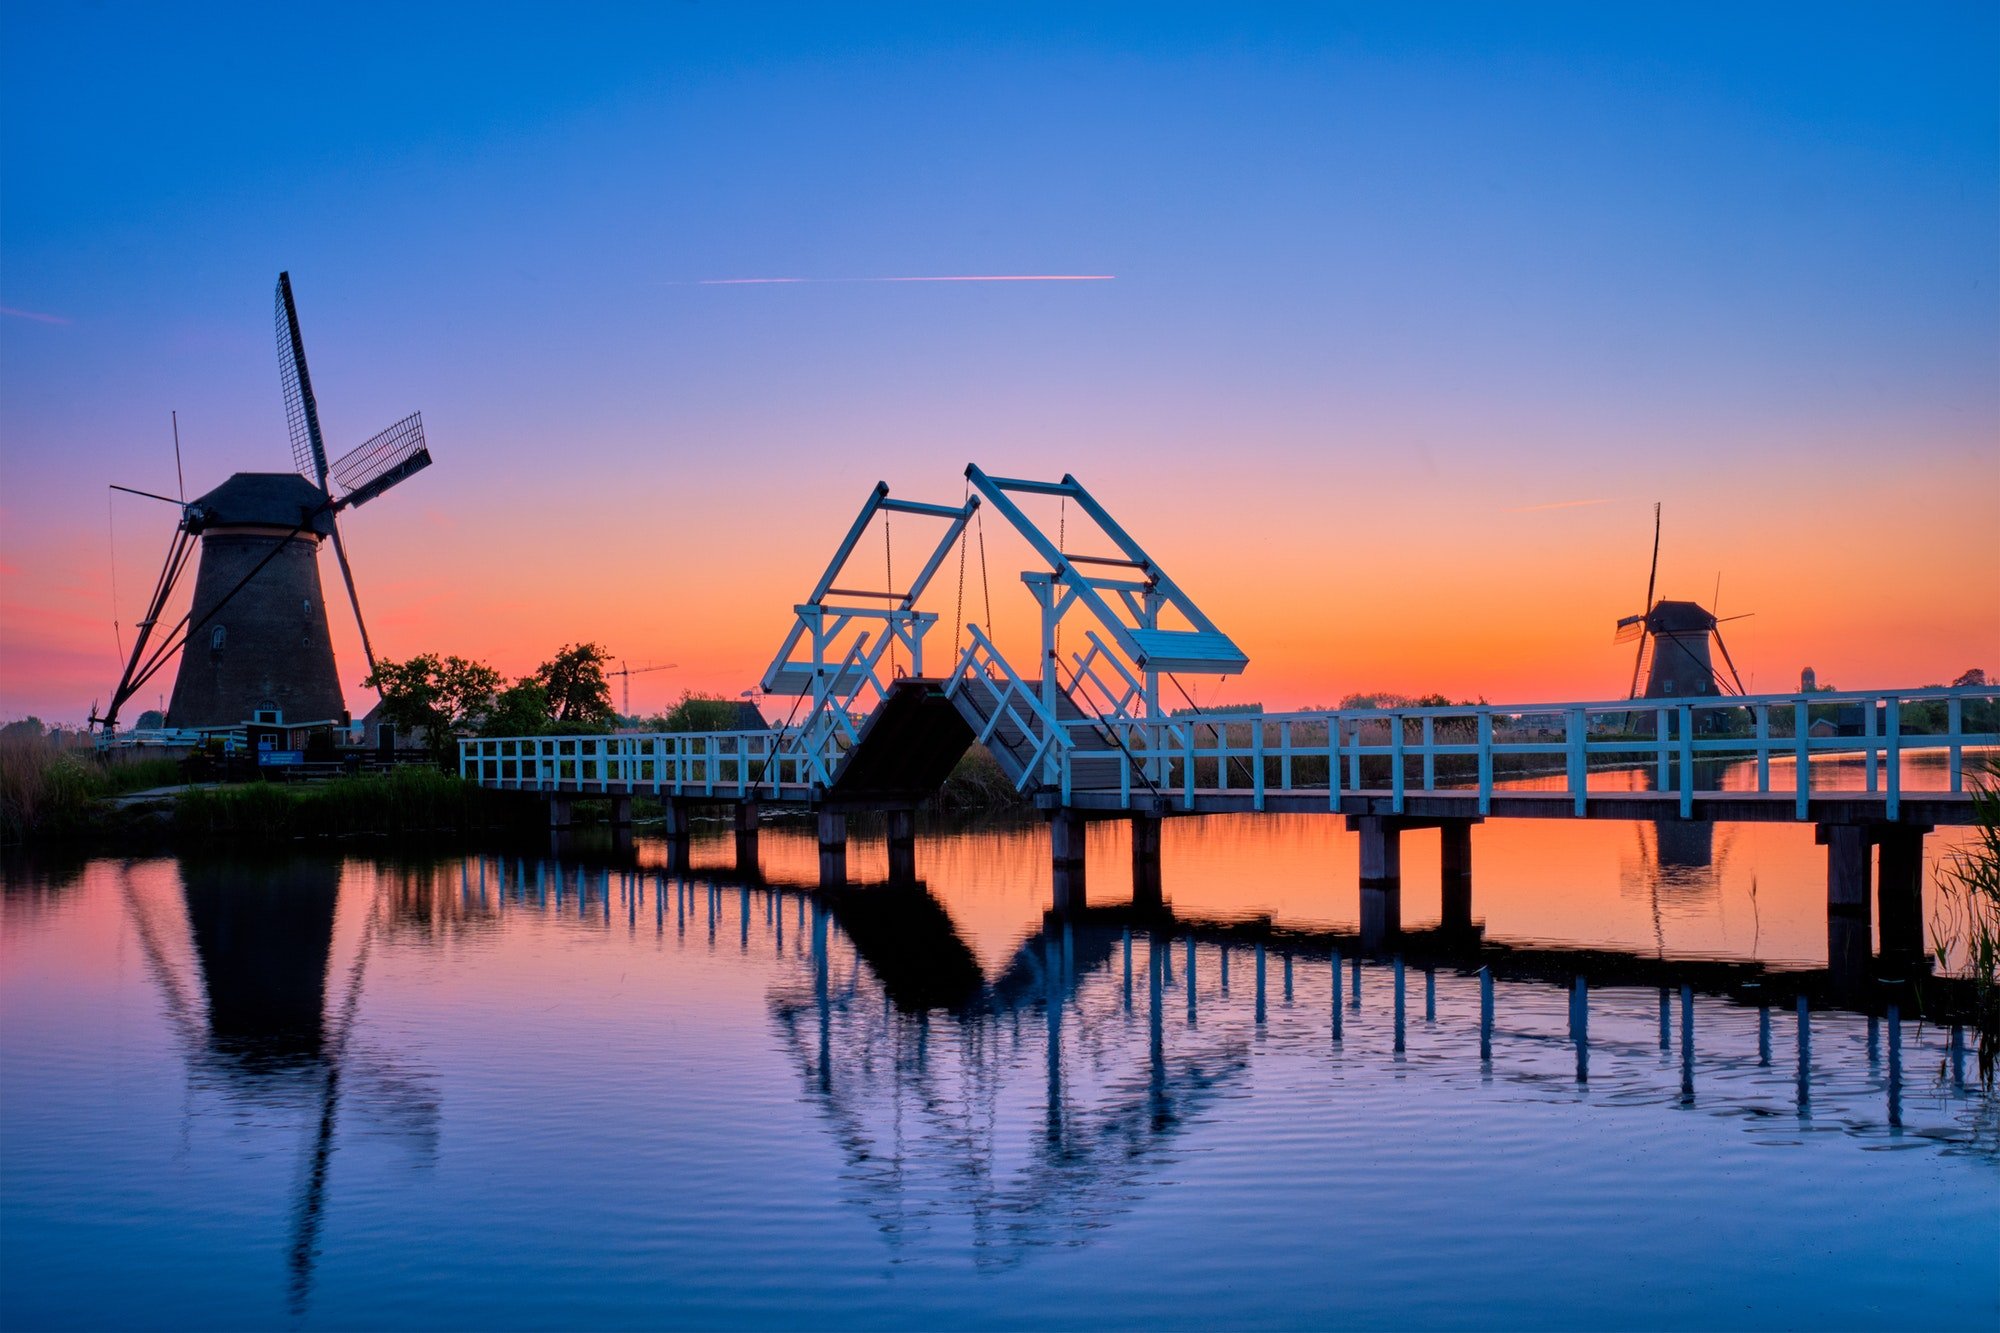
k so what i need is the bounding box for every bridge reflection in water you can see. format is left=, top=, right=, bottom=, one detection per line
left=434, top=846, right=1989, bottom=1260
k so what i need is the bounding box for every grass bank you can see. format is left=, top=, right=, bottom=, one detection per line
left=172, top=767, right=519, bottom=843
left=0, top=737, right=183, bottom=844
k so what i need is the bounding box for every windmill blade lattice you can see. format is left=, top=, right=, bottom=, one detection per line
left=276, top=272, right=331, bottom=487
left=332, top=413, right=431, bottom=508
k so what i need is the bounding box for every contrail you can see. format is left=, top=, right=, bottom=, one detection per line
left=1507, top=497, right=1613, bottom=513
left=1, top=305, right=71, bottom=324
left=692, top=274, right=1115, bottom=285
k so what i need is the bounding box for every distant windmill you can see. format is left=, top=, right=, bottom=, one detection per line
left=1612, top=503, right=1749, bottom=700
left=94, top=273, right=433, bottom=736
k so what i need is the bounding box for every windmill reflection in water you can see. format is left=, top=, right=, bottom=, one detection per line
left=116, top=857, right=440, bottom=1315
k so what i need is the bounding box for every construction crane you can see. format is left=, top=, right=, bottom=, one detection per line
left=608, top=660, right=677, bottom=716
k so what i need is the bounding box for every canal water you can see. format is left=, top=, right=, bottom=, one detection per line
left=3, top=818, right=1994, bottom=1330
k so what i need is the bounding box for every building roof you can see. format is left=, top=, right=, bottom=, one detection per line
left=187, top=472, right=334, bottom=536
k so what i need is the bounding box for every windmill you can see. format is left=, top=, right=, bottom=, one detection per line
left=1612, top=503, right=1748, bottom=701
left=93, top=273, right=433, bottom=737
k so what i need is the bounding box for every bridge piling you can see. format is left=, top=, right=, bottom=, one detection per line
left=607, top=795, right=632, bottom=828
left=817, top=811, right=847, bottom=887
left=886, top=808, right=917, bottom=883
left=1440, top=821, right=1474, bottom=933
left=662, top=799, right=691, bottom=872
left=1051, top=810, right=1087, bottom=914
left=546, top=795, right=573, bottom=830
left=735, top=802, right=762, bottom=876
left=1875, top=827, right=1928, bottom=967
left=1131, top=814, right=1163, bottom=910
left=1821, top=824, right=1872, bottom=996
left=1355, top=816, right=1402, bottom=950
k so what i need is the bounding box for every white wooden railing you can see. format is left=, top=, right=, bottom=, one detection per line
left=1045, top=686, right=2000, bottom=818
left=460, top=729, right=815, bottom=799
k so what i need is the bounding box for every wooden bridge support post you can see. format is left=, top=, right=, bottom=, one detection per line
left=817, top=810, right=847, bottom=887
left=1440, top=820, right=1474, bottom=934
left=1820, top=824, right=1872, bottom=997
left=886, top=808, right=917, bottom=884
left=662, top=799, right=691, bottom=873
left=547, top=796, right=573, bottom=830
left=735, top=802, right=762, bottom=876
left=1355, top=815, right=1402, bottom=951
left=1130, top=814, right=1163, bottom=911
left=1051, top=809, right=1087, bottom=914
left=1876, top=827, right=1928, bottom=968
left=607, top=795, right=632, bottom=828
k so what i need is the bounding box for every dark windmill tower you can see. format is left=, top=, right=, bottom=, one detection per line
left=1612, top=504, right=1749, bottom=702
left=95, top=274, right=433, bottom=739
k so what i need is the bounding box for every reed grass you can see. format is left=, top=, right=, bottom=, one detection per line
left=1932, top=758, right=2000, bottom=1085
left=0, top=736, right=183, bottom=843
left=172, top=767, right=516, bottom=842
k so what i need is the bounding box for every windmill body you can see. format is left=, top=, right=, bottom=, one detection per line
left=96, top=273, right=433, bottom=740
left=1612, top=505, right=1747, bottom=706
left=165, top=474, right=347, bottom=730
left=1637, top=599, right=1724, bottom=700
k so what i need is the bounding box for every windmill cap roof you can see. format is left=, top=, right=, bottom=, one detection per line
left=1647, top=600, right=1716, bottom=633
left=188, top=472, right=333, bottom=536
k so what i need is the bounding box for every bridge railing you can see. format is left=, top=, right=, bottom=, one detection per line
left=944, top=623, right=1074, bottom=790
left=1054, top=686, right=2000, bottom=817
left=460, top=729, right=815, bottom=799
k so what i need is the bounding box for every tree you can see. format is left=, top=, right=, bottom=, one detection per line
left=362, top=654, right=502, bottom=764
left=535, top=643, right=616, bottom=731
left=481, top=679, right=552, bottom=737
left=1955, top=668, right=1988, bottom=689
left=653, top=691, right=749, bottom=732
left=0, top=717, right=46, bottom=741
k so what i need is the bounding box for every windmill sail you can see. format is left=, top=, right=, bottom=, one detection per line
left=332, top=413, right=431, bottom=509
left=276, top=273, right=331, bottom=488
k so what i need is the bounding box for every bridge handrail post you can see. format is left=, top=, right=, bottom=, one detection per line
left=1654, top=707, right=1669, bottom=791
left=1864, top=696, right=1879, bottom=793
left=1477, top=710, right=1493, bottom=815
left=1422, top=715, right=1435, bottom=791
left=1678, top=704, right=1695, bottom=818
left=1886, top=694, right=1901, bottom=820
left=1948, top=695, right=1963, bottom=791
left=1329, top=715, right=1342, bottom=813
left=1755, top=704, right=1771, bottom=792
left=1253, top=717, right=1266, bottom=811
left=1390, top=713, right=1405, bottom=814
left=1183, top=721, right=1195, bottom=811
left=1568, top=707, right=1587, bottom=817
left=1794, top=699, right=1811, bottom=819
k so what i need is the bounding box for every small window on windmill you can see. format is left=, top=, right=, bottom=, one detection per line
left=210, top=625, right=226, bottom=652
left=302, top=597, right=313, bottom=616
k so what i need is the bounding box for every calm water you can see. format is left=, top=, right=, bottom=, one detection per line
left=3, top=816, right=1995, bottom=1330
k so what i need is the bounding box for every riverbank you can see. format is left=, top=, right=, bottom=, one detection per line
left=1, top=745, right=1033, bottom=849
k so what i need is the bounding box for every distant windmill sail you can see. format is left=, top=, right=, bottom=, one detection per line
left=277, top=272, right=331, bottom=488
left=1611, top=502, right=1751, bottom=703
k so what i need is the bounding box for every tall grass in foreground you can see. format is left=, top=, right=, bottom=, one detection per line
left=173, top=767, right=515, bottom=842
left=0, top=736, right=182, bottom=843
left=1933, top=759, right=2000, bottom=1085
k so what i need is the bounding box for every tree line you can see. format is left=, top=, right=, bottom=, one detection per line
left=363, top=643, right=749, bottom=764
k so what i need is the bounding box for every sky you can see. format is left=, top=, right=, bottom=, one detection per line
left=2, top=3, right=1995, bottom=723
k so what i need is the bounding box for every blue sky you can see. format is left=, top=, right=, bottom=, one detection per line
left=3, top=3, right=1994, bottom=718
